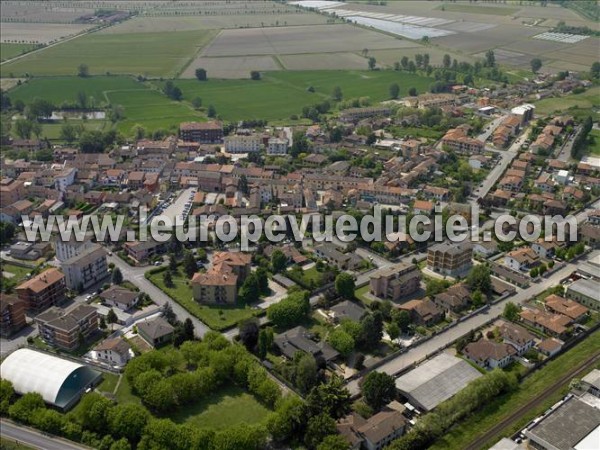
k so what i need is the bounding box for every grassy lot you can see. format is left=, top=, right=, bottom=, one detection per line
left=436, top=3, right=519, bottom=15
left=1, top=30, right=218, bottom=78
left=114, top=374, right=142, bottom=405
left=96, top=372, right=120, bottom=395
left=146, top=268, right=259, bottom=331
left=0, top=43, right=37, bottom=61
left=429, top=330, right=600, bottom=450
left=169, top=385, right=271, bottom=430
left=1, top=262, right=34, bottom=282
left=354, top=284, right=372, bottom=304
left=534, top=86, right=600, bottom=119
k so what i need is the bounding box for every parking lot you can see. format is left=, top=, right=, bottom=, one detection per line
left=156, top=188, right=196, bottom=224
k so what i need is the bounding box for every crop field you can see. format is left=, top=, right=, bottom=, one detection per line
left=1, top=29, right=218, bottom=77
left=99, top=12, right=332, bottom=33
left=370, top=46, right=473, bottom=69
left=180, top=55, right=281, bottom=79
left=0, top=43, right=36, bottom=61
left=201, top=24, right=410, bottom=58
left=0, top=22, right=92, bottom=44
left=279, top=52, right=368, bottom=71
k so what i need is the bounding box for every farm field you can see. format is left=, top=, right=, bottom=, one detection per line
left=1, top=29, right=218, bottom=78
left=589, top=129, right=600, bottom=156
left=435, top=3, right=520, bottom=16
left=1, top=1, right=95, bottom=23
left=279, top=52, right=368, bottom=71
left=99, top=12, right=332, bottom=33
left=200, top=24, right=411, bottom=58
left=169, top=385, right=272, bottom=430
left=181, top=55, right=281, bottom=79
left=0, top=22, right=92, bottom=44
left=0, top=43, right=37, bottom=61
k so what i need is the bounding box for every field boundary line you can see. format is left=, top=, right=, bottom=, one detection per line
left=175, top=29, right=220, bottom=79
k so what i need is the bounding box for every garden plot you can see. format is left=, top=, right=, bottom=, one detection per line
left=534, top=32, right=589, bottom=44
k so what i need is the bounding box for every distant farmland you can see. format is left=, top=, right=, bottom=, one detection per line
left=1, top=29, right=218, bottom=78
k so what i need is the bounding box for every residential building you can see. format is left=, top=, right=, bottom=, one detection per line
left=399, top=299, right=443, bottom=326
left=224, top=134, right=262, bottom=153
left=61, top=244, right=108, bottom=291
left=339, top=107, right=391, bottom=123
left=191, top=251, right=252, bottom=304
left=463, top=339, right=516, bottom=369
left=179, top=121, right=223, bottom=144
left=369, top=263, right=421, bottom=302
left=566, top=279, right=600, bottom=311
left=545, top=294, right=588, bottom=322
left=53, top=233, right=95, bottom=263
left=531, top=238, right=562, bottom=259
left=504, top=247, right=540, bottom=272
left=35, top=304, right=98, bottom=350
left=16, top=268, right=66, bottom=313
left=498, top=321, right=535, bottom=355
left=328, top=300, right=366, bottom=324
left=137, top=317, right=174, bottom=347
left=91, top=337, right=133, bottom=367
left=0, top=294, right=27, bottom=337
left=427, top=242, right=473, bottom=277
left=520, top=308, right=571, bottom=337
left=314, top=243, right=363, bottom=271
left=441, top=126, right=484, bottom=154
left=123, top=239, right=167, bottom=263
left=581, top=369, right=600, bottom=398
left=510, top=104, right=535, bottom=124
left=274, top=326, right=339, bottom=363
left=433, top=283, right=470, bottom=313
left=537, top=337, right=563, bottom=357
left=267, top=137, right=288, bottom=155
left=356, top=409, right=406, bottom=450
left=99, top=286, right=140, bottom=311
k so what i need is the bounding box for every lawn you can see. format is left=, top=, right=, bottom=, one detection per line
left=169, top=385, right=272, bottom=430
left=96, top=372, right=120, bottom=395
left=146, top=268, right=260, bottom=331
left=0, top=43, right=37, bottom=61
left=1, top=438, right=36, bottom=450
left=429, top=330, right=600, bottom=450
left=115, top=374, right=142, bottom=405
left=354, top=284, right=372, bottom=304
left=1, top=30, right=218, bottom=78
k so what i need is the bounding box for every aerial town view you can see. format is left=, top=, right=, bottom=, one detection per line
left=0, top=0, right=599, bottom=449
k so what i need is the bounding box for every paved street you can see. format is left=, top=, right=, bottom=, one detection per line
left=346, top=255, right=593, bottom=395
left=1, top=419, right=89, bottom=450
left=107, top=254, right=211, bottom=338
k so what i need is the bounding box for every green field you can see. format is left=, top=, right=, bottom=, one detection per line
left=1, top=30, right=217, bottom=78
left=175, top=70, right=434, bottom=121
left=146, top=268, right=259, bottom=331
left=1, top=43, right=37, bottom=61
left=1, top=263, right=34, bottom=283
left=429, top=330, right=600, bottom=450
left=169, top=385, right=271, bottom=430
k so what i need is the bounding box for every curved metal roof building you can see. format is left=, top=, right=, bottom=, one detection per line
left=0, top=348, right=102, bottom=410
